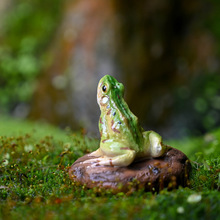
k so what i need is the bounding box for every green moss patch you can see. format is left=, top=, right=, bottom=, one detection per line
left=0, top=117, right=219, bottom=219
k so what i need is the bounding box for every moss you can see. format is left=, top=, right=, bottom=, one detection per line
left=0, top=117, right=219, bottom=219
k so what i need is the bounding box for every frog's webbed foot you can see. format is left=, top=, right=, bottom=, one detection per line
left=83, top=150, right=136, bottom=167
left=82, top=157, right=104, bottom=167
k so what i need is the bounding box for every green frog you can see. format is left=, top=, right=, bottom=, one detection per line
left=85, top=75, right=167, bottom=167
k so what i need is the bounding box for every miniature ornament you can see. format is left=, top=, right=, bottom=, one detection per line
left=69, top=75, right=191, bottom=192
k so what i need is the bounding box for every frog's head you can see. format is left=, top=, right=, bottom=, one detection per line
left=97, top=75, right=124, bottom=108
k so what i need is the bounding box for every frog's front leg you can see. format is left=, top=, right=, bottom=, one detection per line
left=88, top=148, right=103, bottom=157
left=83, top=148, right=136, bottom=167
left=98, top=149, right=136, bottom=167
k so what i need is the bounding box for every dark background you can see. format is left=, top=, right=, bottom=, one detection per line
left=1, top=0, right=220, bottom=138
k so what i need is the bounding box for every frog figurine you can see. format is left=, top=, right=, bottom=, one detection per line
left=85, top=75, right=167, bottom=167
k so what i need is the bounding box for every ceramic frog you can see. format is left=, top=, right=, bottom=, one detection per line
left=85, top=75, right=167, bottom=167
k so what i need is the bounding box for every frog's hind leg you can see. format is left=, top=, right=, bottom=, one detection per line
left=148, top=131, right=166, bottom=158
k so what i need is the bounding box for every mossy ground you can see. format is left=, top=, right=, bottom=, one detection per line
left=0, top=116, right=219, bottom=220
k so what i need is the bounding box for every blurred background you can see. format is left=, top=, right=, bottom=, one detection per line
left=0, top=0, right=220, bottom=139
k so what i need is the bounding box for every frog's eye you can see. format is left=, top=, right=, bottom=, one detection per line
left=102, top=85, right=107, bottom=92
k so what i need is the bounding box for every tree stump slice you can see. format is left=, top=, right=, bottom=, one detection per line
left=69, top=147, right=191, bottom=193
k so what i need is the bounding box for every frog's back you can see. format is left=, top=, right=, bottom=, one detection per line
left=112, top=97, right=144, bottom=151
